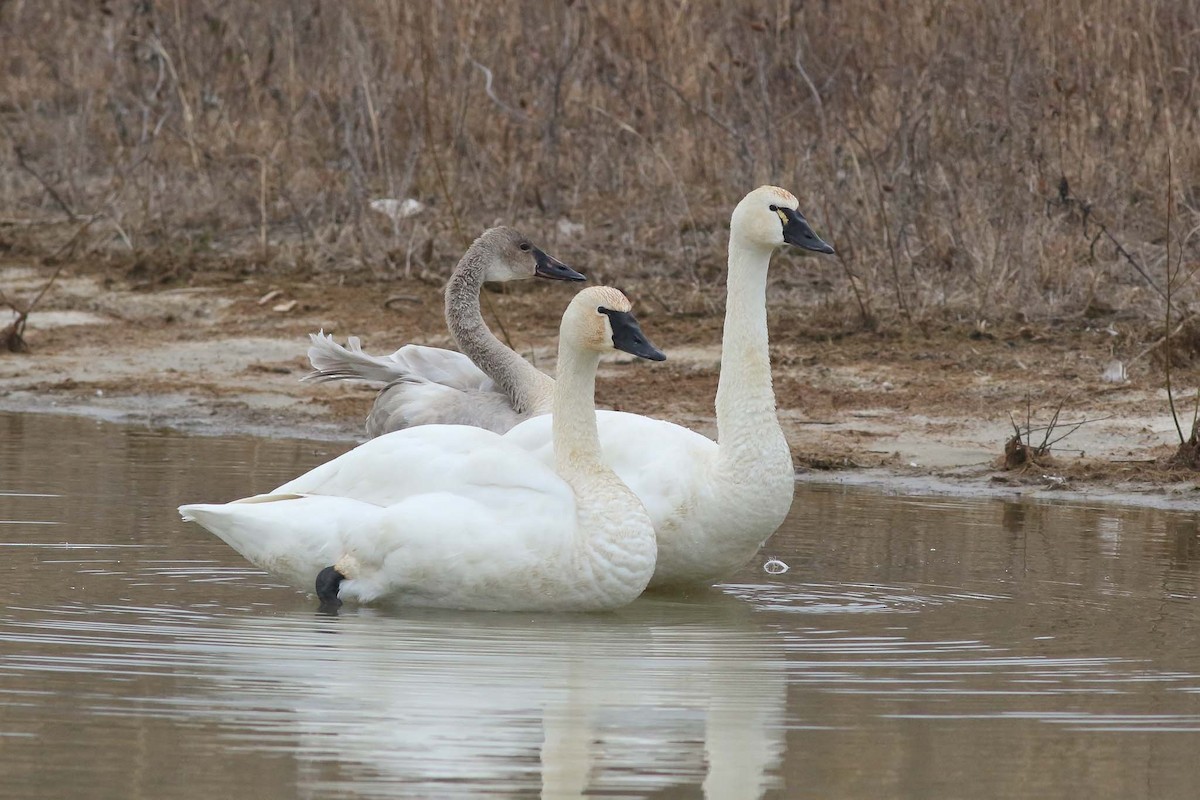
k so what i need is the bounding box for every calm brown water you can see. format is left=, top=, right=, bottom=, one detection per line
left=2, top=411, right=1200, bottom=799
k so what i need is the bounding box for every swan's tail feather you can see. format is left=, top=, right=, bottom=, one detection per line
left=178, top=496, right=358, bottom=592
left=304, top=331, right=409, bottom=386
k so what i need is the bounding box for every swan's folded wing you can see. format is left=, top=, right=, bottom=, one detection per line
left=181, top=427, right=579, bottom=599
left=306, top=335, right=499, bottom=393
left=505, top=409, right=718, bottom=527
left=272, top=424, right=575, bottom=511
left=387, top=344, right=499, bottom=392
left=305, top=332, right=411, bottom=385
left=368, top=380, right=527, bottom=436
left=180, top=486, right=576, bottom=605
left=331, top=489, right=579, bottom=606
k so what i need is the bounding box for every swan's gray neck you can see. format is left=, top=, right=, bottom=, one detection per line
left=714, top=238, right=789, bottom=475
left=445, top=248, right=551, bottom=413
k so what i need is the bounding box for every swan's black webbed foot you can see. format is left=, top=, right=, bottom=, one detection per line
left=315, top=566, right=345, bottom=614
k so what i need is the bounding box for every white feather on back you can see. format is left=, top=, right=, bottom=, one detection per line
left=504, top=410, right=718, bottom=528
left=274, top=425, right=573, bottom=507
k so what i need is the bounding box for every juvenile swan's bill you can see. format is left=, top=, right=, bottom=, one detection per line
left=180, top=286, right=665, bottom=613
left=504, top=186, right=835, bottom=589
left=305, top=227, right=585, bottom=436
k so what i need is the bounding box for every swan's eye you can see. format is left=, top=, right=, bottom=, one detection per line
left=520, top=243, right=531, bottom=252
left=769, top=205, right=778, bottom=212
left=597, top=306, right=609, bottom=314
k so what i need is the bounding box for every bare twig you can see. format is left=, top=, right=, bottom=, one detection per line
left=418, top=31, right=519, bottom=352
left=588, top=104, right=698, bottom=245
left=13, top=146, right=78, bottom=220
left=1057, top=176, right=1167, bottom=301
left=383, top=295, right=421, bottom=309
left=146, top=34, right=202, bottom=171
left=1004, top=397, right=1103, bottom=468
left=843, top=114, right=912, bottom=325
left=1164, top=151, right=1184, bottom=444
left=1127, top=316, right=1191, bottom=367
left=418, top=38, right=463, bottom=243
left=1043, top=415, right=1114, bottom=449
left=1, top=217, right=96, bottom=351
left=468, top=58, right=528, bottom=121
left=1008, top=411, right=1024, bottom=440
left=647, top=69, right=754, bottom=172
left=1036, top=400, right=1064, bottom=452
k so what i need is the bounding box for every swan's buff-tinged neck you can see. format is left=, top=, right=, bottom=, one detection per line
left=445, top=247, right=554, bottom=414
left=552, top=315, right=657, bottom=593
left=552, top=344, right=603, bottom=474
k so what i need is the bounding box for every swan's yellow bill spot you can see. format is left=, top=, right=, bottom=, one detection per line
left=776, top=209, right=789, bottom=225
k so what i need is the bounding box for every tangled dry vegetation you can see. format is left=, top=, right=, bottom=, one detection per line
left=1, top=0, right=1198, bottom=334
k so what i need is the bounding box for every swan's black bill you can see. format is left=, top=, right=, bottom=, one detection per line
left=780, top=208, right=835, bottom=254
left=533, top=247, right=586, bottom=281
left=599, top=307, right=667, bottom=362
left=315, top=565, right=345, bottom=614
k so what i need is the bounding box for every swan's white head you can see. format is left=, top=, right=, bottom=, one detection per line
left=730, top=186, right=834, bottom=255
left=474, top=227, right=586, bottom=283
left=561, top=286, right=666, bottom=361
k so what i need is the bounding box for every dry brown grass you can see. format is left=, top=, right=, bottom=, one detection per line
left=2, top=0, right=1199, bottom=331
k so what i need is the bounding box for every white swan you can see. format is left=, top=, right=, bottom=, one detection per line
left=305, top=226, right=584, bottom=436
left=505, top=186, right=835, bottom=589
left=180, top=286, right=666, bottom=612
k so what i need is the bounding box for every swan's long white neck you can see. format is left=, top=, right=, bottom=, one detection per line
left=553, top=336, right=655, bottom=595
left=445, top=250, right=551, bottom=413
left=714, top=238, right=790, bottom=478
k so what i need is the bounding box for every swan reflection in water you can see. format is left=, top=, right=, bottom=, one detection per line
left=198, top=590, right=786, bottom=799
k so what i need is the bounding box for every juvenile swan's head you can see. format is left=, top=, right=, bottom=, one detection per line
left=730, top=186, right=835, bottom=255
left=560, top=286, right=666, bottom=361
left=473, top=227, right=586, bottom=283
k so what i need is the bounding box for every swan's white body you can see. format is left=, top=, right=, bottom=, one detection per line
left=306, top=227, right=569, bottom=436
left=506, top=186, right=834, bottom=588
left=182, top=287, right=657, bottom=612
left=506, top=408, right=790, bottom=589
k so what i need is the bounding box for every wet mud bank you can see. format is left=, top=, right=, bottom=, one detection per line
left=3, top=263, right=1199, bottom=510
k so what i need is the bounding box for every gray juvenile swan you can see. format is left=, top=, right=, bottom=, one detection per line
left=306, top=227, right=584, bottom=436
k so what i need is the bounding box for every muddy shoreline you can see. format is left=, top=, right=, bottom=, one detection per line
left=4, top=262, right=1200, bottom=511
